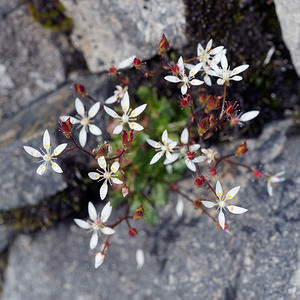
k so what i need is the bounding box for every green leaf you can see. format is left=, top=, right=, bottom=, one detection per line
left=151, top=182, right=168, bottom=206
left=143, top=201, right=159, bottom=224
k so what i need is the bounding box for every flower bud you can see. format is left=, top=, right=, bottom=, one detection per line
left=122, top=185, right=129, bottom=197
left=225, top=101, right=235, bottom=117
left=134, top=205, right=144, bottom=220
left=133, top=58, right=142, bottom=70
left=60, top=117, right=73, bottom=139
left=209, top=168, right=217, bottom=176
left=253, top=170, right=262, bottom=179
left=204, top=96, right=220, bottom=113
left=128, top=228, right=138, bottom=237
left=171, top=64, right=180, bottom=75
left=178, top=95, right=190, bottom=108
left=74, top=83, right=87, bottom=97
left=193, top=200, right=203, bottom=209
left=235, top=141, right=248, bottom=156
left=198, top=116, right=210, bottom=136
left=209, top=113, right=215, bottom=127
left=95, top=142, right=109, bottom=159
left=109, top=66, right=117, bottom=75
left=195, top=176, right=205, bottom=187
left=158, top=34, right=169, bottom=55
left=199, top=94, right=209, bottom=105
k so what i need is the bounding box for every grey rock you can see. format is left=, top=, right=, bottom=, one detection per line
left=274, top=0, right=300, bottom=77
left=60, top=0, right=186, bottom=73
left=2, top=120, right=300, bottom=300
left=0, top=74, right=112, bottom=211
left=0, top=3, right=65, bottom=121
left=0, top=225, right=12, bottom=253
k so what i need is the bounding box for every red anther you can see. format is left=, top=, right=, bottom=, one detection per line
left=253, top=170, right=263, bottom=179
left=187, top=152, right=195, bottom=160
left=209, top=168, right=217, bottom=176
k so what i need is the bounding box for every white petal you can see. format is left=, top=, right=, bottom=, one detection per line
left=74, top=219, right=91, bottom=229
left=225, top=186, right=240, bottom=200
left=162, top=130, right=168, bottom=143
left=100, top=226, right=115, bottom=235
left=197, top=43, right=204, bottom=56
left=110, top=161, right=120, bottom=173
left=53, top=143, right=67, bottom=156
left=217, top=78, right=225, bottom=85
left=90, top=232, right=98, bottom=249
left=184, top=63, right=195, bottom=70
left=218, top=210, right=225, bottom=230
left=150, top=152, right=163, bottom=165
left=206, top=39, right=213, bottom=51
left=176, top=196, right=184, bottom=217
left=43, top=129, right=50, bottom=152
left=181, top=84, right=187, bottom=95
left=89, top=124, right=102, bottom=136
left=105, top=94, right=118, bottom=104
left=101, top=201, right=112, bottom=223
left=95, top=253, right=105, bottom=269
left=189, top=79, right=204, bottom=86
left=164, top=153, right=180, bottom=165
left=232, top=64, right=249, bottom=75
left=202, top=201, right=217, bottom=208
left=88, top=202, right=97, bottom=221
left=113, top=124, right=123, bottom=135
left=23, top=146, right=42, bottom=158
left=189, top=63, right=202, bottom=77
left=203, top=74, right=212, bottom=86
left=216, top=181, right=223, bottom=198
left=128, top=122, right=144, bottom=131
left=189, top=144, right=200, bottom=152
left=185, top=159, right=196, bottom=172
left=79, top=126, right=87, bottom=147
left=100, top=181, right=108, bottom=200
left=164, top=76, right=180, bottom=83
left=146, top=139, right=160, bottom=148
left=267, top=182, right=273, bottom=196
left=36, top=163, right=47, bottom=176
left=221, top=55, right=228, bottom=70
left=178, top=56, right=185, bottom=76
left=51, top=161, right=63, bottom=173
left=239, top=111, right=260, bottom=122
left=75, top=98, right=85, bottom=117
left=97, top=156, right=107, bottom=170
left=121, top=91, right=130, bottom=114
left=276, top=171, right=285, bottom=177
left=88, top=102, right=101, bottom=118
left=180, top=128, right=188, bottom=144
left=117, top=55, right=135, bottom=69
left=88, top=172, right=101, bottom=180
left=210, top=45, right=223, bottom=55
left=169, top=141, right=177, bottom=150
left=130, top=104, right=147, bottom=117
left=136, top=249, right=144, bottom=270
left=60, top=116, right=80, bottom=124
left=165, top=151, right=173, bottom=160
left=104, top=106, right=120, bottom=119
left=193, top=155, right=205, bottom=163
left=231, top=76, right=243, bottom=81
left=111, top=177, right=123, bottom=184
left=226, top=205, right=248, bottom=214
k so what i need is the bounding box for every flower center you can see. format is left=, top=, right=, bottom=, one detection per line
left=122, top=114, right=129, bottom=123
left=81, top=117, right=90, bottom=126
left=188, top=152, right=195, bottom=160
left=43, top=153, right=52, bottom=162
left=218, top=200, right=226, bottom=208
left=182, top=76, right=189, bottom=84
left=103, top=172, right=111, bottom=180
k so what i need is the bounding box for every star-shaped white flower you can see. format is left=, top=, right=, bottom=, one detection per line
left=105, top=86, right=128, bottom=104
left=147, top=130, right=177, bottom=165
left=24, top=129, right=67, bottom=176
left=104, top=92, right=147, bottom=134
left=197, top=39, right=224, bottom=66
left=88, top=156, right=123, bottom=200
left=164, top=56, right=203, bottom=95
left=208, top=55, right=249, bottom=85
left=60, top=98, right=102, bottom=147
left=164, top=128, right=204, bottom=172
left=74, top=201, right=115, bottom=249
left=202, top=181, right=248, bottom=230
left=201, top=148, right=218, bottom=164
left=267, top=171, right=285, bottom=196
left=231, top=110, right=260, bottom=126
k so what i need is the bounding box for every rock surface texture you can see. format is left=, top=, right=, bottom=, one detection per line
left=60, top=0, right=186, bottom=72
left=274, top=0, right=300, bottom=77
left=2, top=119, right=300, bottom=300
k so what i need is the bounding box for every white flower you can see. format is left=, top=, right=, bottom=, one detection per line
left=147, top=130, right=177, bottom=165
left=232, top=110, right=260, bottom=125
left=164, top=56, right=203, bottom=95
left=267, top=171, right=285, bottom=196
left=136, top=249, right=144, bottom=270
left=164, top=128, right=204, bottom=172
left=104, top=92, right=147, bottom=134
left=88, top=156, right=123, bottom=200
left=95, top=252, right=105, bottom=269
left=117, top=55, right=136, bottom=69
left=201, top=148, right=218, bottom=164
left=105, top=86, right=128, bottom=104
left=197, top=39, right=224, bottom=66
left=202, top=181, right=248, bottom=230
left=23, top=129, right=67, bottom=176
left=60, top=98, right=102, bottom=147
left=208, top=55, right=249, bottom=85
left=74, top=201, right=115, bottom=249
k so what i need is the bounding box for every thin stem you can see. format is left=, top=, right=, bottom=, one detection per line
left=219, top=84, right=227, bottom=120
left=70, top=136, right=95, bottom=159
left=108, top=215, right=133, bottom=228
left=214, top=153, right=235, bottom=168
left=224, top=159, right=254, bottom=172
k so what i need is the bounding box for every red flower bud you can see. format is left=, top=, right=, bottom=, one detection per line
left=253, top=170, right=262, bottom=179
left=199, top=94, right=209, bottom=105
left=209, top=113, right=215, bottom=127
left=134, top=205, right=144, bottom=220
left=128, top=228, right=138, bottom=237
left=198, top=116, right=210, bottom=136
left=60, top=118, right=73, bottom=139
left=193, top=200, right=203, bottom=209
left=225, top=101, right=235, bottom=117
left=158, top=34, right=169, bottom=55
left=74, top=84, right=87, bottom=97
left=195, top=176, right=205, bottom=187
left=109, top=66, right=117, bottom=75
left=95, top=142, right=109, bottom=159
left=178, top=95, right=191, bottom=108
left=235, top=141, right=248, bottom=156
left=122, top=185, right=129, bottom=197
left=171, top=64, right=180, bottom=75
left=133, top=58, right=141, bottom=69
left=205, top=96, right=220, bottom=113
left=209, top=168, right=217, bottom=176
